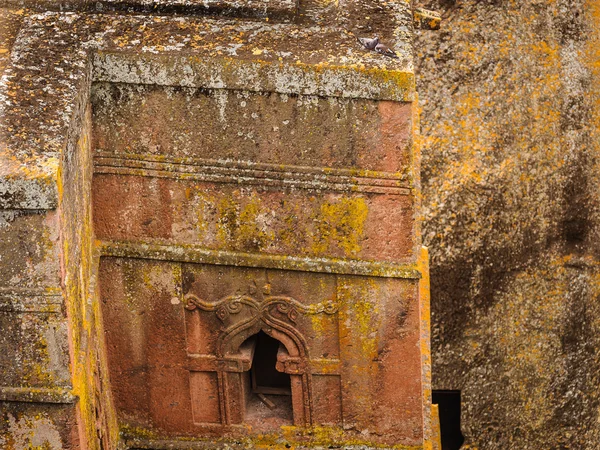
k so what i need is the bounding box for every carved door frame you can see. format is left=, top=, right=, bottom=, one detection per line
left=184, top=292, right=338, bottom=427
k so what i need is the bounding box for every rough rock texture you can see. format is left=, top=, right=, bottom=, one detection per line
left=0, top=8, right=23, bottom=72
left=415, top=0, right=600, bottom=448
left=0, top=2, right=437, bottom=449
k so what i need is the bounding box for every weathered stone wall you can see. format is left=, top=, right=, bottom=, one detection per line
left=91, top=83, right=417, bottom=262
left=416, top=0, right=600, bottom=448
left=0, top=2, right=436, bottom=449
left=90, top=78, right=427, bottom=447
left=59, top=104, right=119, bottom=449
left=0, top=10, right=81, bottom=449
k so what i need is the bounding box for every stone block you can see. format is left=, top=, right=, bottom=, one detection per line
left=0, top=2, right=433, bottom=449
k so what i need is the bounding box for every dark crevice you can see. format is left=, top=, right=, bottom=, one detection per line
left=433, top=390, right=465, bottom=450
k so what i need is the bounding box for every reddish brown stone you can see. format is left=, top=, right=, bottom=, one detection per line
left=93, top=83, right=430, bottom=448
left=0, top=2, right=434, bottom=449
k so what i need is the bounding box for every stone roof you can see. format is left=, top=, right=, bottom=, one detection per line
left=0, top=1, right=416, bottom=210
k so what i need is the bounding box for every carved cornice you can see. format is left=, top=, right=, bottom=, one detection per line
left=93, top=151, right=412, bottom=195
left=0, top=287, right=63, bottom=313
left=0, top=386, right=76, bottom=404
left=99, top=240, right=422, bottom=279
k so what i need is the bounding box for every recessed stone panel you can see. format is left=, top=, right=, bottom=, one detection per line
left=91, top=83, right=413, bottom=175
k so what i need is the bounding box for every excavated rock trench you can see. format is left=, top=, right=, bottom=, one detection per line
left=416, top=0, right=600, bottom=448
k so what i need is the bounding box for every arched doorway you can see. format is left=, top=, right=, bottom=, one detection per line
left=219, top=320, right=311, bottom=429
left=184, top=292, right=323, bottom=428
left=244, top=331, right=293, bottom=431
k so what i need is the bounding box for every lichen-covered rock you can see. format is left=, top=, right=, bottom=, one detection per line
left=0, top=2, right=435, bottom=449
left=416, top=0, right=600, bottom=447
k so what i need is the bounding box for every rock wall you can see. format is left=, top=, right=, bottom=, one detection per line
left=415, top=0, right=600, bottom=448
left=0, top=2, right=436, bottom=449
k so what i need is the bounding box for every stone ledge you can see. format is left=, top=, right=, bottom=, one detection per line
left=0, top=0, right=298, bottom=20
left=0, top=291, right=63, bottom=313
left=0, top=386, right=76, bottom=404
left=0, top=173, right=59, bottom=210
left=94, top=53, right=415, bottom=102
left=122, top=435, right=423, bottom=450
left=99, top=240, right=422, bottom=279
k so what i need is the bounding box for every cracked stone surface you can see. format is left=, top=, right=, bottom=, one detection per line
left=416, top=0, right=600, bottom=448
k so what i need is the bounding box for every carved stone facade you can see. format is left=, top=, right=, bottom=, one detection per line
left=0, top=1, right=437, bottom=449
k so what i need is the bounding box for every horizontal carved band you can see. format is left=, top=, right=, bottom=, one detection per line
left=0, top=386, right=76, bottom=404
left=0, top=287, right=62, bottom=295
left=185, top=358, right=341, bottom=375
left=93, top=53, right=415, bottom=103
left=93, top=151, right=412, bottom=195
left=99, top=240, right=422, bottom=279
left=185, top=293, right=338, bottom=317
left=121, top=431, right=250, bottom=449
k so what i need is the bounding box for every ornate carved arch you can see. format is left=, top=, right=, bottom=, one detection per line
left=184, top=292, right=338, bottom=427
left=184, top=293, right=336, bottom=357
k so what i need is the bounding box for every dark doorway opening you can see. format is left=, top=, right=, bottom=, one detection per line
left=433, top=390, right=464, bottom=450
left=251, top=331, right=291, bottom=394
left=244, top=331, right=293, bottom=430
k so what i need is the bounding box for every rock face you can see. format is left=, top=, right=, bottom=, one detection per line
left=0, top=2, right=437, bottom=449
left=416, top=0, right=600, bottom=448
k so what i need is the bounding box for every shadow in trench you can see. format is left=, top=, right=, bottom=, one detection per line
left=433, top=390, right=465, bottom=450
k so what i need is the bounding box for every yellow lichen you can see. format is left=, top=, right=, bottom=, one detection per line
left=310, top=197, right=368, bottom=257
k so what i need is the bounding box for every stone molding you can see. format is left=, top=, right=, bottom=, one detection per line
left=99, top=240, right=422, bottom=279
left=0, top=287, right=63, bottom=313
left=0, top=0, right=299, bottom=19
left=93, top=53, right=415, bottom=103
left=94, top=151, right=412, bottom=195
left=0, top=386, right=76, bottom=404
